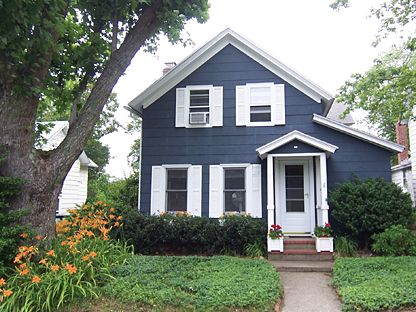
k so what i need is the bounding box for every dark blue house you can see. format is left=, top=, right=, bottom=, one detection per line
left=128, top=29, right=403, bottom=252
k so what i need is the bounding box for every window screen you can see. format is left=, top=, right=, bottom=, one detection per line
left=166, top=169, right=187, bottom=212
left=224, top=168, right=246, bottom=212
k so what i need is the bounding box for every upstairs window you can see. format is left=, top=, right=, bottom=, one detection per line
left=189, top=89, right=210, bottom=125
left=166, top=169, right=187, bottom=212
left=176, top=85, right=223, bottom=128
left=236, top=82, right=285, bottom=126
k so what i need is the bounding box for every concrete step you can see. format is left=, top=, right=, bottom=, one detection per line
left=268, top=251, right=333, bottom=261
left=270, top=260, right=333, bottom=272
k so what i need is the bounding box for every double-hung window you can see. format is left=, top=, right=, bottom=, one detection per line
left=175, top=85, right=223, bottom=128
left=236, top=82, right=285, bottom=126
left=224, top=168, right=246, bottom=213
left=166, top=169, right=187, bottom=212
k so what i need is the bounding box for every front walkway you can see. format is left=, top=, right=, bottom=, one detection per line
left=280, top=272, right=341, bottom=312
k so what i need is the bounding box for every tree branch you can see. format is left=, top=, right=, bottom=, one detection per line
left=69, top=72, right=92, bottom=126
left=50, top=0, right=162, bottom=169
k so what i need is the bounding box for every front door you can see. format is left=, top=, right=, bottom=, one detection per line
left=277, top=159, right=313, bottom=234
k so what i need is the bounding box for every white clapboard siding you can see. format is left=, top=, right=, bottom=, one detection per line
left=150, top=166, right=166, bottom=215
left=176, top=88, right=187, bottom=127
left=246, top=164, right=262, bottom=218
left=409, top=115, right=416, bottom=202
left=211, top=86, right=223, bottom=127
left=209, top=165, right=224, bottom=218
left=58, top=160, right=88, bottom=215
left=273, top=84, right=285, bottom=125
left=187, top=165, right=202, bottom=216
left=236, top=86, right=247, bottom=126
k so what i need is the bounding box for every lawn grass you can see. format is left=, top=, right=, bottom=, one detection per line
left=333, top=257, right=416, bottom=312
left=67, top=255, right=282, bottom=312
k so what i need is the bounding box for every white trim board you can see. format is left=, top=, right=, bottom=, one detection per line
left=128, top=28, right=334, bottom=112
left=256, top=130, right=338, bottom=159
left=313, top=114, right=404, bottom=153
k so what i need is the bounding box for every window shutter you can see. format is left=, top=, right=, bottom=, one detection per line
left=187, top=165, right=202, bottom=216
left=211, top=86, right=223, bottom=127
left=236, top=85, right=247, bottom=126
left=209, top=165, right=224, bottom=218
left=150, top=166, right=166, bottom=215
left=176, top=88, right=187, bottom=127
left=273, top=84, right=285, bottom=125
left=246, top=164, right=262, bottom=218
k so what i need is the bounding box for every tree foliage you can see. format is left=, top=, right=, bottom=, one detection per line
left=0, top=0, right=209, bottom=236
left=331, top=0, right=416, bottom=140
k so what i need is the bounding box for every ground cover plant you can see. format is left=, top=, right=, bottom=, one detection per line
left=96, top=255, right=282, bottom=312
left=0, top=201, right=132, bottom=311
left=333, top=257, right=416, bottom=311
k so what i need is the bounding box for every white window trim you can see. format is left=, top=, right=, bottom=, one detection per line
left=246, top=82, right=275, bottom=127
left=221, top=163, right=250, bottom=215
left=162, top=164, right=192, bottom=169
left=185, top=85, right=213, bottom=128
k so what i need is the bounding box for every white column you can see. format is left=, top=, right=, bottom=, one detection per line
left=267, top=155, right=275, bottom=228
left=319, top=153, right=329, bottom=224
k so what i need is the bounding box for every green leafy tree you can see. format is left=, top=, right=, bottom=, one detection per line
left=0, top=0, right=209, bottom=237
left=331, top=0, right=416, bottom=140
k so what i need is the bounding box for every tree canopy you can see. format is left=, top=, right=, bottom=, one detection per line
left=331, top=0, right=416, bottom=140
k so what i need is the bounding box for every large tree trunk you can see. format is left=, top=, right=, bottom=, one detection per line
left=0, top=0, right=163, bottom=238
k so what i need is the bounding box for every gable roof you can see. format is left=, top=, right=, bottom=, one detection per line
left=312, top=114, right=404, bottom=153
left=256, top=130, right=339, bottom=159
left=128, top=28, right=335, bottom=113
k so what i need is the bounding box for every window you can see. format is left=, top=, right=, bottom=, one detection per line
left=249, top=86, right=272, bottom=122
left=166, top=169, right=187, bottom=212
left=224, top=168, right=246, bottom=213
left=236, top=83, right=285, bottom=126
left=285, top=165, right=304, bottom=212
left=189, top=89, right=210, bottom=124
left=176, top=86, right=223, bottom=128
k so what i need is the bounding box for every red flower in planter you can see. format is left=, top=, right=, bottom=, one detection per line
left=269, top=224, right=283, bottom=239
left=325, top=222, right=331, bottom=228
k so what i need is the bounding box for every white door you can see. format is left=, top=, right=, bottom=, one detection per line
left=277, top=159, right=312, bottom=234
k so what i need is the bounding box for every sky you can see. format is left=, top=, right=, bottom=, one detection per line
left=102, top=0, right=391, bottom=179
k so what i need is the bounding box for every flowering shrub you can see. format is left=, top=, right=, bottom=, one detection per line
left=268, top=224, right=283, bottom=239
left=315, top=223, right=332, bottom=237
left=0, top=201, right=132, bottom=312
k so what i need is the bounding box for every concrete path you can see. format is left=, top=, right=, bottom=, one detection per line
left=279, top=272, right=342, bottom=312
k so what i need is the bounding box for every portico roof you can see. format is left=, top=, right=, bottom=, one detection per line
left=256, top=130, right=339, bottom=159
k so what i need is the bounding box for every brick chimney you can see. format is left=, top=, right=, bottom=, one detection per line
left=162, top=62, right=176, bottom=75
left=396, top=120, right=409, bottom=163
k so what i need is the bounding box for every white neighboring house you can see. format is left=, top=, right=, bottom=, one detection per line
left=38, top=121, right=98, bottom=216
left=391, top=119, right=416, bottom=205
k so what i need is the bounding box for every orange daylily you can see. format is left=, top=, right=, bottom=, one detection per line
left=3, top=289, right=13, bottom=297
left=82, top=255, right=89, bottom=262
left=39, top=258, right=47, bottom=265
left=0, top=278, right=6, bottom=286
left=46, top=250, right=55, bottom=256
left=89, top=251, right=97, bottom=258
left=32, top=276, right=41, bottom=284
left=19, top=269, right=29, bottom=276
left=35, top=235, right=43, bottom=241
left=51, top=265, right=59, bottom=272
left=19, top=233, right=28, bottom=239
left=65, top=264, right=77, bottom=274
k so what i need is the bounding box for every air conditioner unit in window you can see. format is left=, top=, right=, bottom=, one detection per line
left=189, top=112, right=209, bottom=124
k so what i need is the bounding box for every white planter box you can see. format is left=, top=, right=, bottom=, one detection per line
left=315, top=237, right=334, bottom=253
left=267, top=237, right=284, bottom=252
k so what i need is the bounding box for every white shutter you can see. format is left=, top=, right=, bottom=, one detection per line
left=187, top=165, right=202, bottom=216
left=209, top=165, right=224, bottom=218
left=273, top=84, right=285, bottom=125
left=211, top=86, right=223, bottom=127
left=246, top=164, right=262, bottom=218
left=176, top=88, right=187, bottom=127
left=150, top=166, right=166, bottom=215
left=236, top=85, right=247, bottom=126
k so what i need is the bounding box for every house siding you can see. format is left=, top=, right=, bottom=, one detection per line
left=140, top=44, right=392, bottom=217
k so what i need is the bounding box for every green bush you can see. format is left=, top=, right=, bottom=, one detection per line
left=371, top=225, right=416, bottom=256
left=118, top=212, right=267, bottom=255
left=0, top=158, right=28, bottom=276
left=333, top=257, right=416, bottom=311
left=329, top=178, right=413, bottom=248
left=335, top=236, right=358, bottom=257
left=101, top=255, right=281, bottom=311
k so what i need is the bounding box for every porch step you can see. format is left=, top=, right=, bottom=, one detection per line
left=283, top=238, right=315, bottom=250
left=270, top=260, right=333, bottom=272
left=268, top=251, right=333, bottom=261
